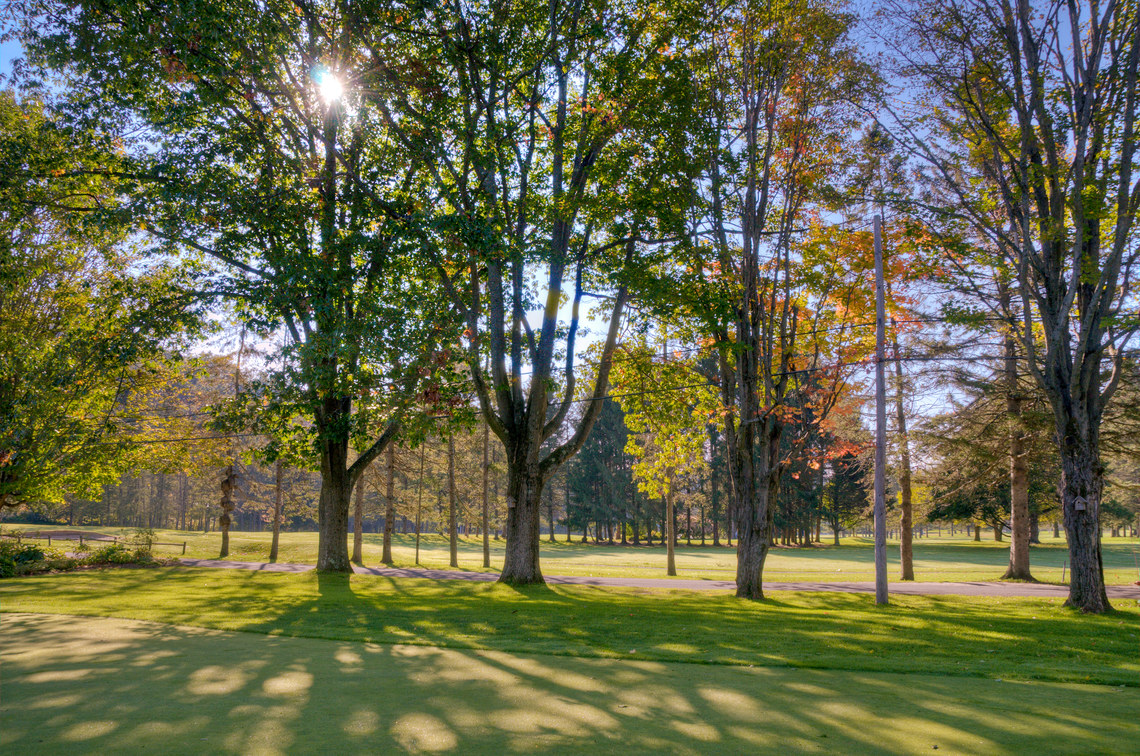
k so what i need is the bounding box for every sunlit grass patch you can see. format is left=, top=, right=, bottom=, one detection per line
left=2, top=568, right=1137, bottom=686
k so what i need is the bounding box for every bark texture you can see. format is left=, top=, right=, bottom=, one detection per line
left=1001, top=289, right=1033, bottom=580
left=351, top=471, right=364, bottom=565
left=448, top=434, right=458, bottom=569
left=665, top=482, right=677, bottom=577
left=269, top=460, right=282, bottom=563
left=481, top=422, right=490, bottom=568
left=891, top=329, right=914, bottom=581
left=500, top=460, right=545, bottom=584
left=382, top=443, right=395, bottom=565
left=316, top=437, right=354, bottom=572
left=1059, top=438, right=1110, bottom=613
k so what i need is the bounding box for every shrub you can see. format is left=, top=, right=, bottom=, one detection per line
left=127, top=528, right=156, bottom=559
left=0, top=541, right=70, bottom=577
left=87, top=542, right=136, bottom=565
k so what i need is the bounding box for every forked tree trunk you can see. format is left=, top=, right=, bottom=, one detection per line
left=382, top=443, right=395, bottom=565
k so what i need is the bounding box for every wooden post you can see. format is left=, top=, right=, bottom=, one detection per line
left=873, top=215, right=889, bottom=606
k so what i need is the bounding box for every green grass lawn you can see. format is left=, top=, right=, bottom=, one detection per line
left=3, top=611, right=1137, bottom=755
left=8, top=524, right=1140, bottom=584
left=2, top=568, right=1138, bottom=685
left=1, top=568, right=1138, bottom=754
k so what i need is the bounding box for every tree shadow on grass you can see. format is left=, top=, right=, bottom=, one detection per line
left=3, top=612, right=1137, bottom=755
left=6, top=568, right=1139, bottom=686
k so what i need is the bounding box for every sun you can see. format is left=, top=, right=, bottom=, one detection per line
left=317, top=71, right=343, bottom=104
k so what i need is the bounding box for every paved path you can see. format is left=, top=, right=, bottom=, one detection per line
left=176, top=558, right=1140, bottom=599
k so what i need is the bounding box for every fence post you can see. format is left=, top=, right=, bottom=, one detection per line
left=47, top=536, right=51, bottom=546
left=181, top=542, right=186, bottom=555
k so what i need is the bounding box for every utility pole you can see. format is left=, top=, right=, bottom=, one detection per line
left=873, top=215, right=889, bottom=605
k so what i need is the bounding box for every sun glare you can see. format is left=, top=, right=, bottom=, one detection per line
left=317, top=71, right=343, bottom=104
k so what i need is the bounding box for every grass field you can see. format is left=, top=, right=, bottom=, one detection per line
left=4, top=612, right=1137, bottom=755
left=3, top=569, right=1138, bottom=683
left=1, top=568, right=1138, bottom=754
left=6, top=524, right=1139, bottom=584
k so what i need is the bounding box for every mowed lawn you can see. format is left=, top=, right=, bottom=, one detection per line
left=1, top=568, right=1138, bottom=754
left=9, top=525, right=1140, bottom=583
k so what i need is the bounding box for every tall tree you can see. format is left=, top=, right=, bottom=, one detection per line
left=566, top=398, right=634, bottom=547
left=612, top=338, right=718, bottom=575
left=885, top=0, right=1140, bottom=611
left=381, top=1, right=700, bottom=583
left=0, top=89, right=197, bottom=512
left=682, top=0, right=876, bottom=597
left=17, top=0, right=463, bottom=571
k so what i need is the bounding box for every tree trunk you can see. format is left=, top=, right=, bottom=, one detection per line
left=973, top=522, right=980, bottom=542
left=1001, top=292, right=1033, bottom=580
left=316, top=435, right=354, bottom=572
left=382, top=443, right=395, bottom=565
left=482, top=422, right=491, bottom=568
left=179, top=473, right=189, bottom=531
left=414, top=444, right=425, bottom=565
left=269, top=460, right=283, bottom=563
left=218, top=465, right=236, bottom=559
left=500, top=461, right=545, bottom=584
left=564, top=473, right=572, bottom=544
left=891, top=327, right=914, bottom=580
left=352, top=469, right=364, bottom=565
left=448, top=433, right=458, bottom=569
left=665, top=481, right=677, bottom=576
left=1059, top=438, right=1111, bottom=612
left=546, top=484, right=556, bottom=543
left=733, top=428, right=778, bottom=600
